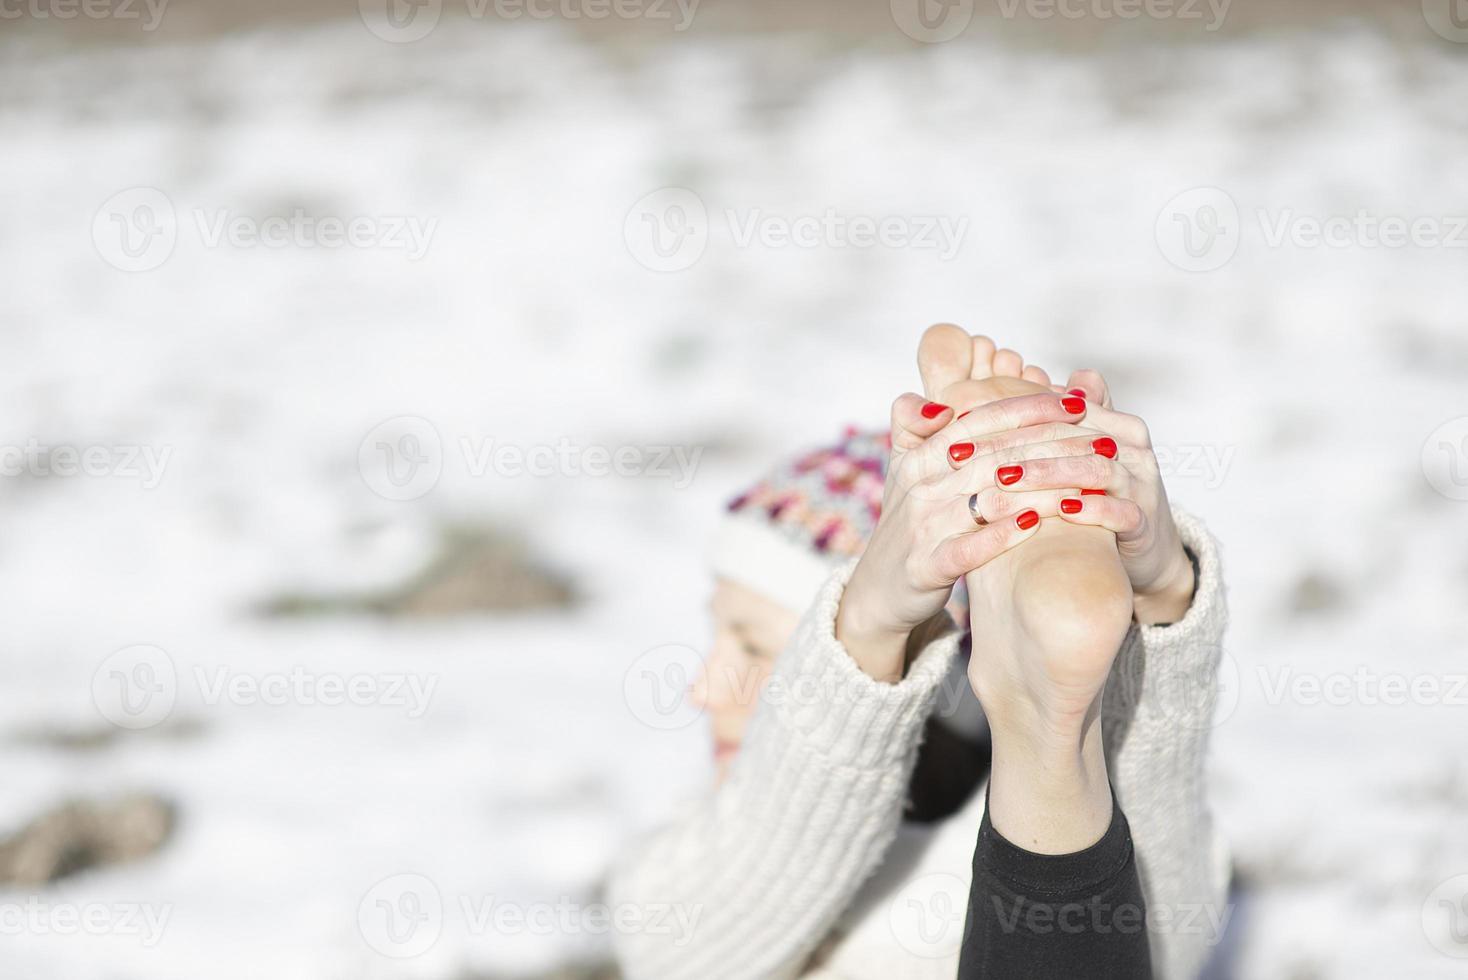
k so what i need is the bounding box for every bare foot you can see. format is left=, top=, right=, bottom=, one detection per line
left=917, top=324, right=1135, bottom=851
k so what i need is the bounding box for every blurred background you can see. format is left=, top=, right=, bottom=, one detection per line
left=2, top=0, right=1467, bottom=977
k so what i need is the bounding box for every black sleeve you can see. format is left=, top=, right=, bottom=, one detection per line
left=957, top=791, right=1153, bottom=980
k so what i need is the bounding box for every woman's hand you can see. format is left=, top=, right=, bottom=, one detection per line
left=979, top=368, right=1196, bottom=625
left=835, top=390, right=1092, bottom=683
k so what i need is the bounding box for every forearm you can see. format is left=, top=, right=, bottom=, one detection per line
left=1102, top=509, right=1231, bottom=979
left=611, top=561, right=961, bottom=980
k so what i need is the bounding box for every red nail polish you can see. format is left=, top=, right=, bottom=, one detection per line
left=921, top=402, right=950, bottom=419
left=1067, top=388, right=1087, bottom=399
left=957, top=410, right=971, bottom=420
left=997, top=465, right=1024, bottom=486
left=1016, top=510, right=1039, bottom=530
left=949, top=442, right=976, bottom=463
left=1061, top=498, right=1083, bottom=514
left=1093, top=437, right=1118, bottom=459
left=1081, top=489, right=1107, bottom=496
left=1062, top=397, right=1086, bottom=415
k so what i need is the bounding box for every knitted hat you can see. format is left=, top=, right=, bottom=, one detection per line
left=711, top=426, right=983, bottom=737
left=712, top=426, right=889, bottom=610
left=712, top=426, right=972, bottom=621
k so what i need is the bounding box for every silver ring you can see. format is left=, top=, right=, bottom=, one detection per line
left=968, top=493, right=988, bottom=526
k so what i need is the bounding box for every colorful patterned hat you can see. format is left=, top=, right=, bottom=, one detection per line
left=711, top=426, right=890, bottom=609
left=711, top=425, right=981, bottom=735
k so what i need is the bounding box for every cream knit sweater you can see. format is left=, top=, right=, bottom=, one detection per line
left=611, top=510, right=1229, bottom=980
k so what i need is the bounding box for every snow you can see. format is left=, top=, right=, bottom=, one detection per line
left=1, top=17, right=1466, bottom=979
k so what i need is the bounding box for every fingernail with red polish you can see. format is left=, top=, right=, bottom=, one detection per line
left=1062, top=396, right=1087, bottom=415
left=1067, top=388, right=1087, bottom=399
left=1061, top=498, right=1083, bottom=515
left=1016, top=510, right=1040, bottom=530
left=997, top=465, right=1024, bottom=486
left=949, top=442, right=976, bottom=463
left=1093, top=437, right=1118, bottom=459
left=1081, top=489, right=1107, bottom=496
left=957, top=410, right=971, bottom=420
left=921, top=402, right=950, bottom=419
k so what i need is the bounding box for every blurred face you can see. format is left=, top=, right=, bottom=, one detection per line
left=692, top=577, right=800, bottom=781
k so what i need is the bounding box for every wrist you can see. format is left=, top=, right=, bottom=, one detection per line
left=1132, top=544, right=1196, bottom=626
left=835, top=582, right=910, bottom=684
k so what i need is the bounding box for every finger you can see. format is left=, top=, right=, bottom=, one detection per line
left=1022, top=364, right=1053, bottom=387
left=990, top=453, right=1128, bottom=496
left=1073, top=402, right=1152, bottom=450
left=924, top=435, right=1101, bottom=505
left=930, top=509, right=1044, bottom=582
left=927, top=393, right=1092, bottom=481
left=952, top=486, right=1073, bottom=528
left=1057, top=492, right=1147, bottom=541
left=925, top=392, right=1089, bottom=474
left=917, top=323, right=974, bottom=401
left=1064, top=369, right=1114, bottom=411
left=944, top=422, right=1108, bottom=469
left=891, top=391, right=954, bottom=452
left=993, top=348, right=1024, bottom=378
left=951, top=392, right=1088, bottom=440
left=942, top=433, right=1112, bottom=494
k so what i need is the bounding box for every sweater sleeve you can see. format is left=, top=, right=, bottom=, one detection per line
left=609, top=558, right=962, bottom=980
left=1102, top=508, right=1232, bottom=980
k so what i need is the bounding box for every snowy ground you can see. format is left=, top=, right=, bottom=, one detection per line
left=1, top=12, right=1467, bottom=979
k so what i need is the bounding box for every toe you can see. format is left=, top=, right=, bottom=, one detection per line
left=970, top=335, right=998, bottom=379
left=993, top=348, right=1024, bottom=378
left=1065, top=369, right=1113, bottom=409
left=1022, top=364, right=1052, bottom=387
left=917, top=323, right=974, bottom=400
